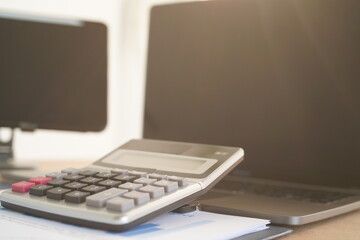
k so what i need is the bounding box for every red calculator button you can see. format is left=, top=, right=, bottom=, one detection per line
left=12, top=181, right=36, bottom=193
left=29, top=177, right=52, bottom=185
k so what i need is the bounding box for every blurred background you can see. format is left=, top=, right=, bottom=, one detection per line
left=0, top=0, right=189, bottom=162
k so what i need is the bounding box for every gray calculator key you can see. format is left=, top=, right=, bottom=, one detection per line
left=95, top=172, right=119, bottom=179
left=148, top=173, right=167, bottom=180
left=111, top=168, right=128, bottom=175
left=97, top=179, right=122, bottom=189
left=47, top=179, right=70, bottom=187
left=29, top=184, right=53, bottom=196
left=168, top=176, right=189, bottom=187
left=113, top=174, right=138, bottom=183
left=123, top=191, right=150, bottom=205
left=153, top=180, right=178, bottom=193
left=134, top=177, right=156, bottom=185
left=64, top=182, right=88, bottom=190
left=79, top=170, right=99, bottom=177
left=106, top=197, right=135, bottom=212
left=128, top=171, right=147, bottom=178
left=139, top=185, right=165, bottom=199
left=80, top=177, right=103, bottom=184
left=86, top=188, right=128, bottom=208
left=47, top=187, right=71, bottom=200
left=63, top=174, right=85, bottom=181
left=61, top=168, right=81, bottom=175
left=118, top=182, right=143, bottom=191
left=65, top=191, right=90, bottom=203
left=46, top=172, right=67, bottom=180
left=82, top=185, right=106, bottom=194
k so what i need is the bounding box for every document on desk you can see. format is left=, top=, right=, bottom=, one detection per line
left=0, top=204, right=269, bottom=240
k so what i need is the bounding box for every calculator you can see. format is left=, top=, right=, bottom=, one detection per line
left=0, top=139, right=244, bottom=232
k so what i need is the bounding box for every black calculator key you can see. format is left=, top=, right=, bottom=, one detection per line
left=63, top=174, right=86, bottom=181
left=112, top=175, right=138, bottom=183
left=47, top=179, right=70, bottom=187
left=47, top=187, right=71, bottom=200
left=64, top=182, right=88, bottom=190
left=95, top=172, right=119, bottom=179
left=65, top=191, right=91, bottom=203
left=80, top=177, right=103, bottom=184
left=29, top=184, right=53, bottom=196
left=79, top=170, right=99, bottom=177
left=97, top=179, right=122, bottom=189
left=82, top=185, right=106, bottom=194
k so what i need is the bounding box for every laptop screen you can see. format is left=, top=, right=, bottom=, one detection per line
left=143, top=0, right=360, bottom=188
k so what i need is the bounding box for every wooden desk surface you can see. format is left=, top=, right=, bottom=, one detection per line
left=2, top=161, right=359, bottom=239
left=279, top=209, right=360, bottom=240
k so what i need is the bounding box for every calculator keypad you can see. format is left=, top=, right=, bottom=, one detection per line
left=12, top=167, right=190, bottom=214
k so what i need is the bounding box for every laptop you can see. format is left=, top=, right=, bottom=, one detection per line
left=143, top=0, right=360, bottom=224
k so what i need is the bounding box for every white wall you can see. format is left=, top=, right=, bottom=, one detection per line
left=0, top=0, right=195, bottom=162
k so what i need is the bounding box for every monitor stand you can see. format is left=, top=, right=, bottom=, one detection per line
left=0, top=128, right=34, bottom=170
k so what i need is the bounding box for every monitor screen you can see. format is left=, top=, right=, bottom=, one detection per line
left=0, top=12, right=107, bottom=132
left=143, top=0, right=360, bottom=188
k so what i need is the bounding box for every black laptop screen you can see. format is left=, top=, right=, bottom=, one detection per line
left=144, top=0, right=360, bottom=188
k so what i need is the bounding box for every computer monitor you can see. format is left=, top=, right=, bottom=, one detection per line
left=143, top=0, right=360, bottom=189
left=0, top=12, right=107, bottom=168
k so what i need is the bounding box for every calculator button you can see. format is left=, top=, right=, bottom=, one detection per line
left=128, top=171, right=147, bottom=178
left=86, top=188, right=128, bottom=208
left=64, top=182, right=88, bottom=190
left=30, top=184, right=54, bottom=196
left=47, top=179, right=70, bottom=187
left=168, top=176, right=189, bottom=187
left=97, top=179, right=122, bottom=189
left=148, top=173, right=167, bottom=180
left=80, top=177, right=103, bottom=184
left=79, top=170, right=99, bottom=177
left=63, top=174, right=86, bottom=181
left=153, top=180, right=178, bottom=193
left=118, top=182, right=143, bottom=191
left=82, top=185, right=106, bottom=194
left=29, top=176, right=52, bottom=185
left=123, top=191, right=150, bottom=206
left=107, top=197, right=135, bottom=212
left=134, top=177, right=156, bottom=185
left=113, top=174, right=138, bottom=183
left=65, top=191, right=90, bottom=203
left=47, top=187, right=71, bottom=200
left=139, top=185, right=165, bottom=199
left=12, top=181, right=35, bottom=193
left=95, top=172, right=119, bottom=179
left=61, top=168, right=81, bottom=175
left=46, top=172, right=67, bottom=180
left=111, top=168, right=128, bottom=175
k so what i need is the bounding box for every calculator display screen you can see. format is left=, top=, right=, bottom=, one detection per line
left=101, top=150, right=218, bottom=174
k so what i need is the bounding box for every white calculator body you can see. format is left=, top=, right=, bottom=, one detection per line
left=0, top=139, right=244, bottom=232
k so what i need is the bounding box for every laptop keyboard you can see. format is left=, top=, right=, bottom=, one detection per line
left=214, top=180, right=357, bottom=204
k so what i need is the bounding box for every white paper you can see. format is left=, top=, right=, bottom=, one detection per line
left=0, top=205, right=269, bottom=240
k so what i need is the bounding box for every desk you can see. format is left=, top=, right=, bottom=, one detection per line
left=2, top=161, right=359, bottom=239
left=279, top=209, right=360, bottom=240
